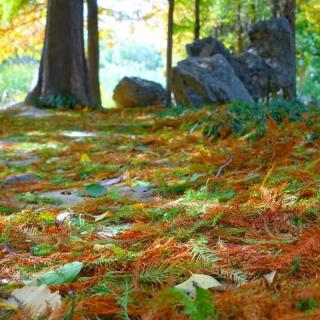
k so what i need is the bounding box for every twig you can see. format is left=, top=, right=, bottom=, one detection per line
left=215, top=154, right=233, bottom=177
left=261, top=161, right=277, bottom=188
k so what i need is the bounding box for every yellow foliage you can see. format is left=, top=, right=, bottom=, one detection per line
left=0, top=3, right=45, bottom=63
left=299, top=0, right=320, bottom=28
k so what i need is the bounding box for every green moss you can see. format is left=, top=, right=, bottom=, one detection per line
left=295, top=299, right=318, bottom=312
left=31, top=243, right=58, bottom=257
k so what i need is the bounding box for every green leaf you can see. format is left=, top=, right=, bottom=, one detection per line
left=0, top=205, right=16, bottom=214
left=37, top=261, right=83, bottom=285
left=193, top=287, right=218, bottom=320
left=32, top=244, right=57, bottom=257
left=190, top=173, right=206, bottom=182
left=167, top=287, right=218, bottom=320
left=85, top=183, right=107, bottom=197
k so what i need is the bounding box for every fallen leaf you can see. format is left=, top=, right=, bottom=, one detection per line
left=85, top=183, right=107, bottom=197
left=93, top=212, right=108, bottom=222
left=1, top=284, right=61, bottom=320
left=263, top=270, right=277, bottom=285
left=55, top=211, right=76, bottom=226
left=175, top=274, right=223, bottom=297
left=0, top=279, right=10, bottom=285
left=37, top=261, right=83, bottom=285
left=190, top=173, right=206, bottom=182
left=80, top=153, right=91, bottom=163
left=93, top=243, right=114, bottom=251
left=100, top=176, right=123, bottom=186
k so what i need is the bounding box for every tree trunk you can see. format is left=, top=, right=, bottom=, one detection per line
left=87, top=0, right=102, bottom=108
left=236, top=1, right=244, bottom=53
left=194, top=0, right=200, bottom=40
left=25, top=0, right=91, bottom=107
left=282, top=0, right=296, bottom=99
left=166, top=0, right=174, bottom=106
left=271, top=0, right=280, bottom=18
left=249, top=1, right=256, bottom=25
left=282, top=0, right=296, bottom=31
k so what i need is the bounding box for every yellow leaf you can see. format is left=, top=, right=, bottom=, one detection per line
left=80, top=153, right=90, bottom=163
left=132, top=203, right=146, bottom=210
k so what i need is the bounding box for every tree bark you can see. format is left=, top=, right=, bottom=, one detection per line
left=249, top=1, right=256, bottom=24
left=25, top=0, right=91, bottom=107
left=194, top=0, right=200, bottom=40
left=271, top=0, right=280, bottom=18
left=87, top=0, right=102, bottom=108
left=282, top=0, right=296, bottom=99
left=166, top=0, right=174, bottom=106
left=236, top=1, right=244, bottom=53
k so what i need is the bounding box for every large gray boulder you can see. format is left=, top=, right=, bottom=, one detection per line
left=186, top=36, right=232, bottom=60
left=185, top=36, right=272, bottom=100
left=172, top=54, right=254, bottom=107
left=248, top=17, right=295, bottom=98
left=233, top=52, right=276, bottom=100
left=184, top=18, right=295, bottom=100
left=113, top=77, right=166, bottom=108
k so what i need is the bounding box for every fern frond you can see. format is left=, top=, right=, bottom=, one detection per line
left=20, top=226, right=39, bottom=237
left=190, top=240, right=221, bottom=264
left=281, top=229, right=320, bottom=267
left=296, top=231, right=320, bottom=256
left=218, top=268, right=247, bottom=285
left=138, top=263, right=172, bottom=285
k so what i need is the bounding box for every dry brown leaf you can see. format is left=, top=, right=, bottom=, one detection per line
left=1, top=284, right=61, bottom=319
left=175, top=274, right=223, bottom=297
left=263, top=270, right=277, bottom=285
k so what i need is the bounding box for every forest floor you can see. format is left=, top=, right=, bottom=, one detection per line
left=0, top=103, right=320, bottom=319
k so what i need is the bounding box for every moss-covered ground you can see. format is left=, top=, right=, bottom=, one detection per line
left=0, top=102, right=320, bottom=319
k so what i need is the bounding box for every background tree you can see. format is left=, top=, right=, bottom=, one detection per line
left=1, top=0, right=320, bottom=105
left=271, top=0, right=281, bottom=18
left=26, top=0, right=91, bottom=107
left=166, top=0, right=174, bottom=106
left=283, top=0, right=297, bottom=98
left=194, top=0, right=200, bottom=40
left=236, top=0, right=244, bottom=52
left=0, top=1, right=45, bottom=64
left=297, top=0, right=320, bottom=97
left=87, top=0, right=102, bottom=108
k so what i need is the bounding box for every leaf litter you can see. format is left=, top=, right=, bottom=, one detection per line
left=0, top=102, right=320, bottom=319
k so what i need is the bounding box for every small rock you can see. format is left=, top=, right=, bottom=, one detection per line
left=6, top=157, right=39, bottom=166
left=113, top=77, right=166, bottom=108
left=38, top=189, right=84, bottom=208
left=3, top=174, right=39, bottom=185
left=93, top=243, right=114, bottom=251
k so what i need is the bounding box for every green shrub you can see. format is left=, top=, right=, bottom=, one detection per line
left=0, top=60, right=37, bottom=106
